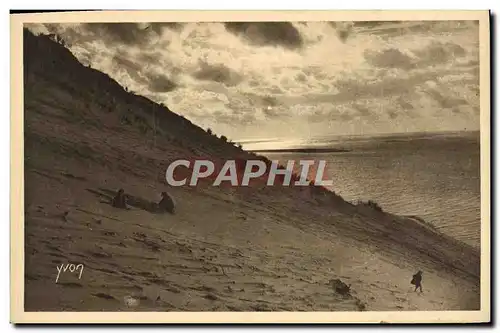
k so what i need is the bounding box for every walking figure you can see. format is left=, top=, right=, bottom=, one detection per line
left=411, top=270, right=423, bottom=292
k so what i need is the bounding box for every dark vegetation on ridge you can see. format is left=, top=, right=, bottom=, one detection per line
left=23, top=28, right=480, bottom=288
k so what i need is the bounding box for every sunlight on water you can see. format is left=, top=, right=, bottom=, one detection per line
left=251, top=131, right=481, bottom=248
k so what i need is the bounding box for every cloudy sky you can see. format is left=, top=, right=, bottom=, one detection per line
left=27, top=20, right=480, bottom=140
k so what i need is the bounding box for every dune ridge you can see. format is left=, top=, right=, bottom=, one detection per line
left=23, top=29, right=480, bottom=312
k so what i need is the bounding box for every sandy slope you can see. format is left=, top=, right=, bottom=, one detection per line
left=23, top=30, right=480, bottom=312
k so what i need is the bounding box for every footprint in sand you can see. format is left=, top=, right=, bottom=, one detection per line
left=48, top=252, right=67, bottom=259
left=87, top=250, right=112, bottom=259
left=147, top=277, right=174, bottom=288
left=94, top=267, right=115, bottom=274
left=123, top=296, right=140, bottom=308
left=121, top=275, right=136, bottom=282
left=46, top=244, right=61, bottom=252
left=71, top=252, right=88, bottom=259
left=197, top=285, right=217, bottom=293
left=204, top=293, right=218, bottom=301
left=58, top=282, right=83, bottom=288
left=135, top=271, right=156, bottom=278
left=164, top=285, right=181, bottom=294
left=226, top=305, right=242, bottom=311
left=92, top=292, right=116, bottom=301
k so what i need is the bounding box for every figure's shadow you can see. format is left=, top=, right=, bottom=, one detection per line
left=86, top=187, right=167, bottom=214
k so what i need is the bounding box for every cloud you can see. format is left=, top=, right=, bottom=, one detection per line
left=240, top=92, right=281, bottom=107
left=397, top=96, right=414, bottom=111
left=354, top=103, right=372, bottom=116
left=112, top=55, right=150, bottom=85
left=224, top=22, right=304, bottom=50
left=147, top=74, right=177, bottom=92
left=353, top=21, right=402, bottom=29
left=81, top=23, right=172, bottom=47
left=148, top=22, right=184, bottom=35
left=355, top=21, right=477, bottom=39
left=112, top=53, right=178, bottom=92
left=113, top=55, right=142, bottom=72
left=364, top=48, right=415, bottom=70
left=414, top=41, right=467, bottom=66
left=328, top=22, right=354, bottom=42
left=424, top=88, right=467, bottom=109
left=137, top=51, right=163, bottom=65
left=82, top=23, right=149, bottom=45
left=289, top=68, right=473, bottom=106
left=192, top=61, right=243, bottom=87
left=262, top=107, right=286, bottom=118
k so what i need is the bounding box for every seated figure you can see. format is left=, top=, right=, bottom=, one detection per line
left=111, top=188, right=128, bottom=209
left=158, top=191, right=175, bottom=214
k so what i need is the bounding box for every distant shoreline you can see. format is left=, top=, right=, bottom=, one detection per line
left=237, top=130, right=479, bottom=145
left=248, top=147, right=351, bottom=153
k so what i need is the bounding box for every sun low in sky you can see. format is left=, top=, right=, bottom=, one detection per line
left=27, top=20, right=480, bottom=141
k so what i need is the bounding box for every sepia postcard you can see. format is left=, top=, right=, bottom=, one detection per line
left=10, top=10, right=490, bottom=324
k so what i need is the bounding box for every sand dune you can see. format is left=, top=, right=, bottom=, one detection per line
left=23, top=29, right=480, bottom=312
